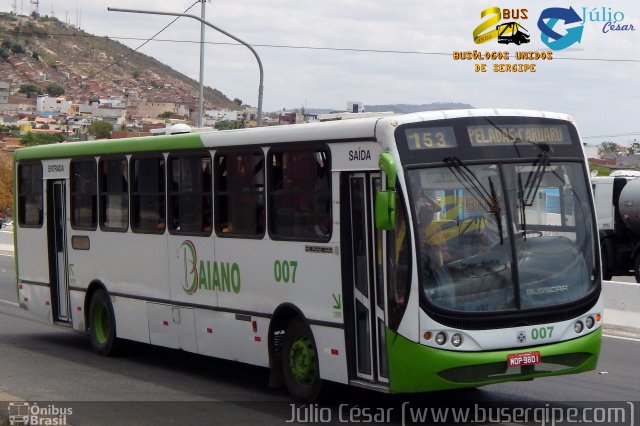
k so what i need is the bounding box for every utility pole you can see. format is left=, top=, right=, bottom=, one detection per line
left=108, top=6, right=264, bottom=127
left=198, top=0, right=205, bottom=127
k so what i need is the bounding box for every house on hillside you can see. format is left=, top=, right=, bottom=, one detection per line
left=36, top=95, right=73, bottom=115
left=92, top=106, right=126, bottom=128
left=134, top=99, right=178, bottom=119
left=0, top=82, right=9, bottom=105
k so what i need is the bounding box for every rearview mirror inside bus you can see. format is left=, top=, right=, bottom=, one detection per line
left=375, top=190, right=396, bottom=230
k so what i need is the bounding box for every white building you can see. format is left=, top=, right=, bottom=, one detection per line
left=205, top=109, right=238, bottom=122
left=0, top=82, right=9, bottom=104
left=99, top=97, right=127, bottom=108
left=36, top=95, right=73, bottom=114
left=92, top=106, right=127, bottom=127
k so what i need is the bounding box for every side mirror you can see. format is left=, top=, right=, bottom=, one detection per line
left=375, top=190, right=396, bottom=230
left=378, top=153, right=397, bottom=189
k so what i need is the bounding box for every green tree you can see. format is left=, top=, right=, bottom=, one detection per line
left=45, top=83, right=65, bottom=97
left=233, top=98, right=243, bottom=107
left=598, top=141, right=623, bottom=157
left=132, top=70, right=141, bottom=79
left=158, top=111, right=174, bottom=119
left=0, top=48, right=8, bottom=61
left=19, top=84, right=41, bottom=98
left=214, top=120, right=244, bottom=130
left=31, top=51, right=40, bottom=61
left=0, top=152, right=13, bottom=219
left=20, top=132, right=64, bottom=146
left=628, top=142, right=640, bottom=155
left=87, top=121, right=113, bottom=139
left=10, top=42, right=24, bottom=54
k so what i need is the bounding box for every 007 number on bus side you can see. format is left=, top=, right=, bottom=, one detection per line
left=274, top=260, right=298, bottom=284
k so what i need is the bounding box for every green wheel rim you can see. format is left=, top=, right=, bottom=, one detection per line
left=93, top=303, right=109, bottom=345
left=288, top=335, right=316, bottom=385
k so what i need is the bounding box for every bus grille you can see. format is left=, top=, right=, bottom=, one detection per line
left=437, top=353, right=591, bottom=384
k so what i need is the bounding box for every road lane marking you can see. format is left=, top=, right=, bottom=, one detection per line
left=0, top=390, right=23, bottom=401
left=603, top=333, right=640, bottom=343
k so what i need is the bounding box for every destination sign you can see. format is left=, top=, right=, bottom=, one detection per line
left=405, top=127, right=457, bottom=150
left=467, top=124, right=571, bottom=146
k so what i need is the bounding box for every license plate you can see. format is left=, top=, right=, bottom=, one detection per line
left=507, top=351, right=541, bottom=367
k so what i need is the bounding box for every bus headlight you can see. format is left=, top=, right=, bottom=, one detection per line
left=585, top=316, right=595, bottom=329
left=451, top=333, right=462, bottom=347
left=574, top=321, right=584, bottom=334
left=435, top=332, right=447, bottom=345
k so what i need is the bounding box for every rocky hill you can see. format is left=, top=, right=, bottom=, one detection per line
left=0, top=12, right=237, bottom=110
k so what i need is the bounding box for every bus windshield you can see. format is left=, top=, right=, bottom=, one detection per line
left=409, top=161, right=596, bottom=312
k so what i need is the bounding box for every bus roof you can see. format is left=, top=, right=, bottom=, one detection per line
left=13, top=109, right=574, bottom=161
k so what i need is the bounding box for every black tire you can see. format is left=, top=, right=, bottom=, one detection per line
left=89, top=289, right=118, bottom=356
left=634, top=253, right=640, bottom=283
left=601, top=239, right=613, bottom=281
left=282, top=318, right=323, bottom=401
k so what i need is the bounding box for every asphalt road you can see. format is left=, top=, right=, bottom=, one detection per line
left=1, top=233, right=639, bottom=425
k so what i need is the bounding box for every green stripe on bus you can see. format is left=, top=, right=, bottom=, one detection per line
left=13, top=133, right=206, bottom=161
left=385, top=327, right=601, bottom=393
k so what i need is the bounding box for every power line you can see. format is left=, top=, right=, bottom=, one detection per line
left=583, top=132, right=640, bottom=139
left=85, top=1, right=201, bottom=80
left=37, top=32, right=640, bottom=63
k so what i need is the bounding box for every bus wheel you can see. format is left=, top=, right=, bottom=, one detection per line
left=89, top=290, right=118, bottom=356
left=282, top=318, right=322, bottom=401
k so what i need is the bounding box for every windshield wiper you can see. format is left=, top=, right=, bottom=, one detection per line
left=521, top=150, right=550, bottom=207
left=518, top=150, right=550, bottom=239
left=445, top=156, right=503, bottom=245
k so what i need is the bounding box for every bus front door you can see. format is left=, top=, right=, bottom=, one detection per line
left=346, top=173, right=388, bottom=386
left=47, top=180, right=70, bottom=323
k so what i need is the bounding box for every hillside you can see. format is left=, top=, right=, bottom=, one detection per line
left=0, top=12, right=237, bottom=110
left=304, top=102, right=474, bottom=115
left=365, top=103, right=474, bottom=113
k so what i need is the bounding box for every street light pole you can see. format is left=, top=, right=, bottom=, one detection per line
left=198, top=0, right=206, bottom=128
left=108, top=6, right=264, bottom=127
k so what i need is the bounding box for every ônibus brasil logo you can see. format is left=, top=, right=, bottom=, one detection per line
left=178, top=240, right=241, bottom=295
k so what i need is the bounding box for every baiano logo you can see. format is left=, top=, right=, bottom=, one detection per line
left=538, top=6, right=584, bottom=50
left=179, top=240, right=199, bottom=295
left=177, top=240, right=242, bottom=295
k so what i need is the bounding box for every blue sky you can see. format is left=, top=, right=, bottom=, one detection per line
left=6, top=0, right=640, bottom=145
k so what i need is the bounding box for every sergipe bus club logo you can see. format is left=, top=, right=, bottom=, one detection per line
left=473, top=5, right=635, bottom=51
left=473, top=6, right=582, bottom=50
left=473, top=7, right=531, bottom=46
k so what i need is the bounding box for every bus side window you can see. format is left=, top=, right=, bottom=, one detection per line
left=70, top=158, right=97, bottom=230
left=17, top=162, right=43, bottom=227
left=99, top=157, right=128, bottom=231
left=268, top=148, right=331, bottom=240
left=168, top=153, right=212, bottom=235
left=131, top=155, right=165, bottom=234
left=214, top=150, right=264, bottom=237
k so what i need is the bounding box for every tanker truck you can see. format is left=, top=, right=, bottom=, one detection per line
left=592, top=173, right=640, bottom=281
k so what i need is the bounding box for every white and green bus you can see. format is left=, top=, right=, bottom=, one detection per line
left=13, top=109, right=602, bottom=400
